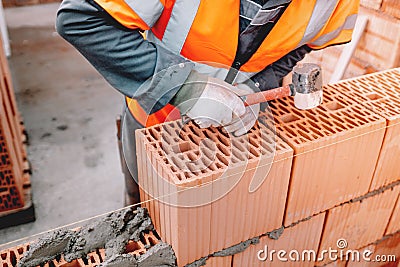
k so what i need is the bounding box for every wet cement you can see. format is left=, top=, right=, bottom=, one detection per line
left=267, top=226, right=284, bottom=240
left=212, top=237, right=260, bottom=257
left=18, top=207, right=176, bottom=267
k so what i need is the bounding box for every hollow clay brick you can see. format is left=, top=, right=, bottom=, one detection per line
left=0, top=43, right=25, bottom=172
left=263, top=80, right=386, bottom=226
left=345, top=244, right=376, bottom=267
left=0, top=37, right=26, bottom=213
left=209, top=124, right=293, bottom=253
left=327, top=68, right=400, bottom=190
left=382, top=0, right=400, bottom=19
left=204, top=256, right=232, bottom=267
left=385, top=192, right=400, bottom=235
left=135, top=120, right=293, bottom=266
left=232, top=213, right=325, bottom=267
left=0, top=127, right=24, bottom=212
left=370, top=232, right=400, bottom=267
left=319, top=185, right=400, bottom=262
left=360, top=0, right=383, bottom=10
left=354, top=7, right=400, bottom=71
left=347, top=232, right=400, bottom=267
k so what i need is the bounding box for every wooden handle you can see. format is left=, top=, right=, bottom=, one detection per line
left=241, top=84, right=294, bottom=106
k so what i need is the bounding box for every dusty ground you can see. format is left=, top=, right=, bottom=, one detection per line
left=0, top=3, right=125, bottom=246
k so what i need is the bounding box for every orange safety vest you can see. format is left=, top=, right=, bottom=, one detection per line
left=95, top=0, right=359, bottom=127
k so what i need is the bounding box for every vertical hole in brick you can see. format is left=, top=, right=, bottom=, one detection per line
left=1, top=253, right=7, bottom=260
left=48, top=261, right=56, bottom=267
left=90, top=255, right=95, bottom=263
left=325, top=102, right=345, bottom=111
left=216, top=153, right=228, bottom=166
left=81, top=257, right=88, bottom=265
left=148, top=128, right=158, bottom=140
left=216, top=135, right=229, bottom=147
left=96, top=249, right=103, bottom=262
left=9, top=251, right=16, bottom=267
left=187, top=134, right=200, bottom=146
left=215, top=162, right=223, bottom=169
left=16, top=248, right=23, bottom=255
left=172, top=142, right=192, bottom=153
left=3, top=263, right=8, bottom=267
left=232, top=149, right=246, bottom=161
left=249, top=145, right=260, bottom=157
left=365, top=92, right=382, bottom=100
left=187, top=153, right=197, bottom=161
left=280, top=114, right=299, bottom=123
left=126, top=241, right=141, bottom=253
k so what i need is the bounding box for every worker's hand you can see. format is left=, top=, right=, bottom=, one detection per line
left=186, top=77, right=246, bottom=128
left=224, top=83, right=260, bottom=136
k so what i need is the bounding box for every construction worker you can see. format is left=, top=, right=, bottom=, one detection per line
left=56, top=0, right=360, bottom=205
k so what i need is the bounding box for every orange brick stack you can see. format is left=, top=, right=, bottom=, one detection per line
left=134, top=69, right=400, bottom=266
left=136, top=120, right=293, bottom=266
left=328, top=68, right=400, bottom=190
left=0, top=36, right=31, bottom=220
left=296, top=1, right=400, bottom=83
left=0, top=231, right=161, bottom=267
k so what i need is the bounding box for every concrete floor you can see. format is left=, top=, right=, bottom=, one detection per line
left=0, top=3, right=125, bottom=247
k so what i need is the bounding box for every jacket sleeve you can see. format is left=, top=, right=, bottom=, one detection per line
left=56, top=0, right=194, bottom=114
left=250, top=44, right=312, bottom=90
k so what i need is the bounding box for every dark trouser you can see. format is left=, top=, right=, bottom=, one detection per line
left=117, top=104, right=143, bottom=206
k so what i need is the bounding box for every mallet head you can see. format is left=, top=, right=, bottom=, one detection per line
left=292, top=63, right=323, bottom=110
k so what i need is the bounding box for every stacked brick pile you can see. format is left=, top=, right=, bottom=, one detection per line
left=135, top=68, right=400, bottom=266
left=0, top=35, right=33, bottom=228
left=293, top=0, right=400, bottom=84
left=304, top=0, right=400, bottom=83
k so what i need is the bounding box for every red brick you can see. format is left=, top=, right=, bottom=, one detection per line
left=347, top=233, right=400, bottom=267
left=386, top=193, right=400, bottom=235
left=232, top=213, right=325, bottom=267
left=319, top=185, right=400, bottom=259
left=136, top=121, right=293, bottom=266
left=354, top=7, right=400, bottom=71
left=263, top=82, right=386, bottom=226
left=382, top=0, right=400, bottom=19
left=360, top=0, right=383, bottom=10
left=346, top=245, right=375, bottom=267
left=204, top=256, right=232, bottom=267
left=330, top=68, right=400, bottom=190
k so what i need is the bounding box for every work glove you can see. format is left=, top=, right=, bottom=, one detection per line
left=224, top=83, right=260, bottom=136
left=185, top=76, right=246, bottom=128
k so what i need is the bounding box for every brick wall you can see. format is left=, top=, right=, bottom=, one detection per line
left=135, top=68, right=400, bottom=266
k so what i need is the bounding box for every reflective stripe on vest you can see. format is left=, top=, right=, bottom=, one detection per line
left=161, top=0, right=201, bottom=54
left=297, top=0, right=338, bottom=48
left=310, top=13, right=357, bottom=47
left=124, top=0, right=163, bottom=28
